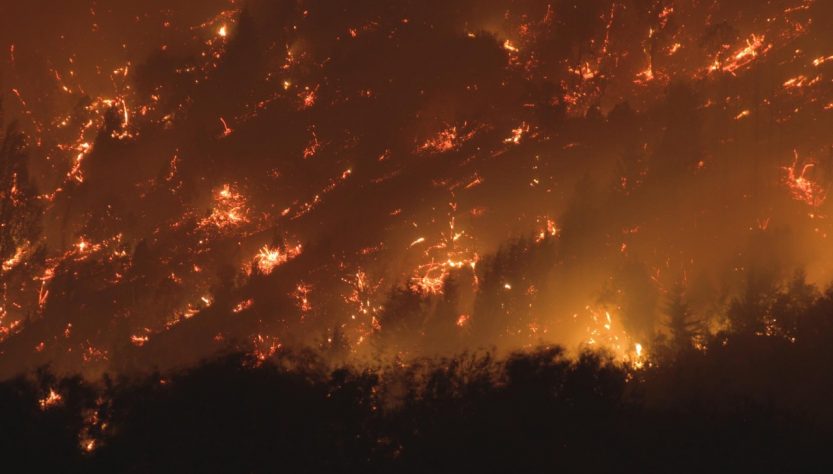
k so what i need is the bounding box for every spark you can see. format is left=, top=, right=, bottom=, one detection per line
left=219, top=117, right=233, bottom=137
left=735, top=110, right=751, bottom=120
left=409, top=237, right=426, bottom=247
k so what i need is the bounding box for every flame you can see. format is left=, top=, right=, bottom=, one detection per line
left=253, top=244, right=302, bottom=275
left=503, top=39, right=519, bottom=53
left=2, top=245, right=27, bottom=272
left=581, top=306, right=646, bottom=368
left=503, top=123, right=529, bottom=145
left=232, top=299, right=254, bottom=314
left=130, top=334, right=149, bottom=347
left=201, top=184, right=249, bottom=230
left=251, top=334, right=282, bottom=363
left=783, top=151, right=826, bottom=209
left=39, top=389, right=63, bottom=410
left=710, top=34, right=769, bottom=74
left=419, top=127, right=459, bottom=154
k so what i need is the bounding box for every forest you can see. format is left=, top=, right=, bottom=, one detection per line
left=5, top=289, right=833, bottom=472
left=2, top=0, right=833, bottom=470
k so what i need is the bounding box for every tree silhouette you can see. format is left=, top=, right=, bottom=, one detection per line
left=665, top=281, right=702, bottom=352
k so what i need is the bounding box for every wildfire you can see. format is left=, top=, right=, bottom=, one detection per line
left=251, top=334, right=282, bottom=363
left=783, top=151, right=826, bottom=208
left=39, top=389, right=63, bottom=410
left=581, top=307, right=646, bottom=368
left=294, top=283, right=313, bottom=314
left=536, top=218, right=559, bottom=242
left=2, top=245, right=27, bottom=272
left=130, top=334, right=150, bottom=347
left=202, top=184, right=249, bottom=229
left=232, top=299, right=254, bottom=314
left=710, top=34, right=769, bottom=74
left=0, top=0, right=830, bottom=394
left=419, top=127, right=459, bottom=154
left=503, top=123, right=529, bottom=145
left=632, top=343, right=646, bottom=369
left=253, top=244, right=302, bottom=275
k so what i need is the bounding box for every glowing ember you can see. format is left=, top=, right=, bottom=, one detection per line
left=419, top=127, right=459, bottom=154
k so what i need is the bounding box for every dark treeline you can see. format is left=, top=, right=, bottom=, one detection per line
left=6, top=285, right=833, bottom=473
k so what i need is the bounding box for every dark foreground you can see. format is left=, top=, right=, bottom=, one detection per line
left=4, top=328, right=833, bottom=474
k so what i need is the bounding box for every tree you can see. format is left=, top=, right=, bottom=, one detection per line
left=0, top=122, right=42, bottom=261
left=770, top=269, right=818, bottom=340
left=665, top=282, right=701, bottom=351
left=728, top=267, right=778, bottom=335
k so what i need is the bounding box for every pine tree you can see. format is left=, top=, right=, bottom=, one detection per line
left=665, top=282, right=701, bottom=351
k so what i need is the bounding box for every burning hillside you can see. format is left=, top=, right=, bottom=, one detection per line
left=1, top=0, right=833, bottom=379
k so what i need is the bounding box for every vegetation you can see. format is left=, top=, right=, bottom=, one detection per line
left=6, top=284, right=833, bottom=472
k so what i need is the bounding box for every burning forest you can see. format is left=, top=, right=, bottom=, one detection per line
left=3, top=0, right=833, bottom=471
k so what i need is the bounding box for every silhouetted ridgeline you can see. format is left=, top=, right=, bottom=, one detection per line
left=7, top=284, right=833, bottom=474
